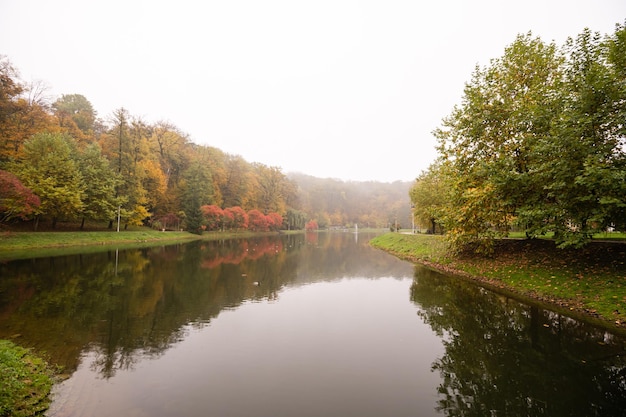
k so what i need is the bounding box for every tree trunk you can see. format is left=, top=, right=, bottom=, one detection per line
left=52, top=217, right=57, bottom=229
left=33, top=215, right=39, bottom=231
left=80, top=217, right=86, bottom=230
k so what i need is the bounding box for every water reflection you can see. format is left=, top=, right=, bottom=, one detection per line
left=410, top=265, right=626, bottom=416
left=0, top=232, right=410, bottom=376
left=1, top=232, right=626, bottom=416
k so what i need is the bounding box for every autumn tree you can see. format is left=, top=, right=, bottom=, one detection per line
left=248, top=209, right=269, bottom=232
left=52, top=94, right=97, bottom=142
left=305, top=220, right=318, bottom=231
left=222, top=155, right=254, bottom=208
left=140, top=158, right=168, bottom=214
left=0, top=56, right=24, bottom=163
left=0, top=60, right=60, bottom=163
left=0, top=169, right=40, bottom=222
left=201, top=204, right=224, bottom=231
left=196, top=146, right=226, bottom=207
left=104, top=109, right=151, bottom=228
left=410, top=164, right=446, bottom=234
left=0, top=58, right=422, bottom=233
left=253, top=164, right=287, bottom=214
left=266, top=212, right=283, bottom=231
left=155, top=212, right=181, bottom=231
left=148, top=121, right=190, bottom=213
left=224, top=206, right=248, bottom=230
left=11, top=132, right=84, bottom=229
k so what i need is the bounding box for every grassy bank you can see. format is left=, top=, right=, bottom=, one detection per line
left=0, top=340, right=56, bottom=417
left=0, top=228, right=276, bottom=260
left=370, top=233, right=626, bottom=330
left=0, top=228, right=198, bottom=260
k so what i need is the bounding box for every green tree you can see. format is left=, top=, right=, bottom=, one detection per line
left=435, top=33, right=563, bottom=252
left=77, top=143, right=123, bottom=229
left=534, top=25, right=626, bottom=245
left=409, top=164, right=446, bottom=234
left=180, top=162, right=214, bottom=234
left=12, top=132, right=84, bottom=229
left=106, top=109, right=151, bottom=228
left=285, top=208, right=307, bottom=230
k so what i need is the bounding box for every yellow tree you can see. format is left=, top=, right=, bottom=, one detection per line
left=221, top=154, right=256, bottom=209
left=252, top=164, right=287, bottom=214
left=11, top=132, right=84, bottom=229
left=409, top=164, right=447, bottom=234
left=0, top=59, right=61, bottom=163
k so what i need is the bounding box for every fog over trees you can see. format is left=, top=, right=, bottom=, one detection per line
left=0, top=57, right=410, bottom=232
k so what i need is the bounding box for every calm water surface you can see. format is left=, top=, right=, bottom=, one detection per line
left=0, top=232, right=625, bottom=416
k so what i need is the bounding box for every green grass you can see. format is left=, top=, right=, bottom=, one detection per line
left=370, top=232, right=626, bottom=331
left=0, top=228, right=199, bottom=259
left=0, top=340, right=56, bottom=417
left=506, top=230, right=626, bottom=241
left=370, top=232, right=450, bottom=262
left=0, top=227, right=287, bottom=260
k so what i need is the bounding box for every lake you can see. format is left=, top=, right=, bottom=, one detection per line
left=1, top=232, right=625, bottom=416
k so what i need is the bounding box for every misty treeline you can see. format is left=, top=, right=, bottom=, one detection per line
left=411, top=22, right=626, bottom=252
left=0, top=57, right=410, bottom=232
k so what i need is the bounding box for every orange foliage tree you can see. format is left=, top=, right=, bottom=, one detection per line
left=201, top=204, right=224, bottom=231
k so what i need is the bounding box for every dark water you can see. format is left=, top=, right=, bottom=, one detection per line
left=0, top=232, right=625, bottom=416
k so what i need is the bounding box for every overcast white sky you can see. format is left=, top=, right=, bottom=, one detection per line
left=1, top=1, right=624, bottom=182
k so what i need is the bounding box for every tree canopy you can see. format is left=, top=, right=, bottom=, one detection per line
left=0, top=55, right=409, bottom=231
left=413, top=22, right=626, bottom=252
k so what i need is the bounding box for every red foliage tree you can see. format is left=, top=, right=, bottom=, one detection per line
left=305, top=220, right=318, bottom=231
left=221, top=209, right=234, bottom=230
left=201, top=204, right=224, bottom=231
left=0, top=170, right=41, bottom=222
left=224, top=206, right=248, bottom=230
left=248, top=209, right=269, bottom=232
left=157, top=212, right=180, bottom=230
left=266, top=212, right=283, bottom=231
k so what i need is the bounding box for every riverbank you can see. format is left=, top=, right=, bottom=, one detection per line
left=370, top=233, right=626, bottom=331
left=0, top=340, right=56, bottom=417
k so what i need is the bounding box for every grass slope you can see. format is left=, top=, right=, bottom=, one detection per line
left=0, top=340, right=56, bottom=417
left=370, top=233, right=626, bottom=331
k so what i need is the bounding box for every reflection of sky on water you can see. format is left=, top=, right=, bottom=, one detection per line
left=3, top=232, right=625, bottom=416
left=49, top=278, right=445, bottom=417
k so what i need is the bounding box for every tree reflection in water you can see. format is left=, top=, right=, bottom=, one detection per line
left=2, top=233, right=626, bottom=416
left=0, top=232, right=409, bottom=377
left=410, top=265, right=626, bottom=417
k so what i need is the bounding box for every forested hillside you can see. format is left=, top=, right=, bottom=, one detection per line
left=289, top=173, right=411, bottom=230
left=0, top=57, right=410, bottom=232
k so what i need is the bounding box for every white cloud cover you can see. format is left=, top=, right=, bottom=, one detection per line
left=1, top=0, right=624, bottom=181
